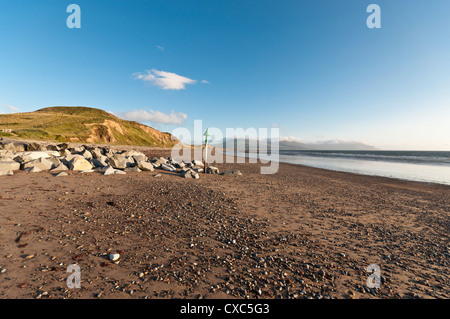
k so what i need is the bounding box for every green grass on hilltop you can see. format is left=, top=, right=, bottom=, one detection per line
left=0, top=106, right=177, bottom=147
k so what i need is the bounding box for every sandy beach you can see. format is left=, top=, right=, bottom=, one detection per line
left=0, top=147, right=449, bottom=299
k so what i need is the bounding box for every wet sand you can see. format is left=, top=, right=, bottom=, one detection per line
left=0, top=148, right=449, bottom=299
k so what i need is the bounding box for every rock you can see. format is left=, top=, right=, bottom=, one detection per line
left=59, top=149, right=71, bottom=157
left=0, top=150, right=14, bottom=160
left=90, top=158, right=108, bottom=168
left=109, top=154, right=132, bottom=169
left=50, top=163, right=69, bottom=172
left=69, top=157, right=93, bottom=171
left=0, top=169, right=14, bottom=176
left=27, top=142, right=46, bottom=151
left=0, top=161, right=21, bottom=171
left=181, top=169, right=200, bottom=179
left=103, top=166, right=116, bottom=176
left=46, top=144, right=60, bottom=151
left=14, top=151, right=60, bottom=163
left=153, top=174, right=162, bottom=178
left=206, top=166, right=220, bottom=174
left=103, top=166, right=126, bottom=175
left=138, top=161, right=154, bottom=172
left=23, top=158, right=53, bottom=171
left=221, top=170, right=242, bottom=177
left=90, top=148, right=104, bottom=159
left=109, top=253, right=120, bottom=261
left=192, top=160, right=204, bottom=167
left=80, top=150, right=93, bottom=159
left=24, top=166, right=42, bottom=173
left=132, top=154, right=147, bottom=163
left=68, top=146, right=85, bottom=154
left=124, top=166, right=141, bottom=173
left=57, top=143, right=70, bottom=150
left=160, top=163, right=176, bottom=172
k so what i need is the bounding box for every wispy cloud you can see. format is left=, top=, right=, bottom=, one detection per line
left=0, top=104, right=19, bottom=114
left=200, top=80, right=210, bottom=84
left=134, top=69, right=197, bottom=90
left=156, top=45, right=165, bottom=51
left=116, top=109, right=187, bottom=125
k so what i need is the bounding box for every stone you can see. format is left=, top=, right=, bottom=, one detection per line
left=206, top=166, right=220, bottom=174
left=103, top=166, right=126, bottom=176
left=221, top=170, right=242, bottom=177
left=69, top=157, right=93, bottom=171
left=24, top=166, right=42, bottom=173
left=90, top=158, right=108, bottom=168
left=103, top=166, right=116, bottom=176
left=181, top=169, right=200, bottom=179
left=160, top=163, right=176, bottom=172
left=109, top=154, right=131, bottom=169
left=57, top=143, right=70, bottom=150
left=0, top=150, right=14, bottom=160
left=132, top=154, right=147, bottom=163
left=124, top=166, right=141, bottom=172
left=50, top=163, right=69, bottom=172
left=90, top=148, right=104, bottom=159
left=138, top=161, right=154, bottom=172
left=14, top=151, right=60, bottom=163
left=26, top=142, right=46, bottom=151
left=68, top=146, right=85, bottom=154
left=80, top=150, right=93, bottom=159
left=0, top=169, right=14, bottom=176
left=46, top=144, right=60, bottom=151
left=23, top=158, right=53, bottom=171
left=109, top=253, right=120, bottom=261
left=0, top=161, right=21, bottom=171
left=192, top=160, right=204, bottom=167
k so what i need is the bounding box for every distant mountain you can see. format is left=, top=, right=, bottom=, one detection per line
left=0, top=106, right=177, bottom=147
left=216, top=138, right=377, bottom=151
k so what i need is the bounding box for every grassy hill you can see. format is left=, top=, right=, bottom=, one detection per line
left=0, top=106, right=178, bottom=147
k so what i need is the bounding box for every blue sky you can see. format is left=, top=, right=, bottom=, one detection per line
left=0, top=0, right=449, bottom=150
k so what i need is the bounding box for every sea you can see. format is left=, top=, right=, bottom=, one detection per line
left=235, top=150, right=450, bottom=185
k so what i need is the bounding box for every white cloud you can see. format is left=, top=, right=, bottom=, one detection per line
left=280, top=136, right=306, bottom=143
left=118, top=109, right=187, bottom=125
left=134, top=69, right=197, bottom=90
left=200, top=80, right=210, bottom=84
left=156, top=45, right=165, bottom=51
left=0, top=104, right=19, bottom=113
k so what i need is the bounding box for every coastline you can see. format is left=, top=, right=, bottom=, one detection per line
left=1, top=146, right=449, bottom=299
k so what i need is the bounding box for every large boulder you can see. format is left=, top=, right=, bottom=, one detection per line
left=23, top=158, right=54, bottom=171
left=14, top=151, right=60, bottom=163
left=0, top=161, right=20, bottom=171
left=90, top=148, right=104, bottom=159
left=90, top=157, right=108, bottom=168
left=109, top=154, right=134, bottom=169
left=69, top=157, right=93, bottom=171
left=138, top=161, right=154, bottom=171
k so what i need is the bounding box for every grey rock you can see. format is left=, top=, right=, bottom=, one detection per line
left=160, top=163, right=176, bottom=172
left=0, top=161, right=21, bottom=171
left=23, top=158, right=53, bottom=171
left=138, top=161, right=154, bottom=171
